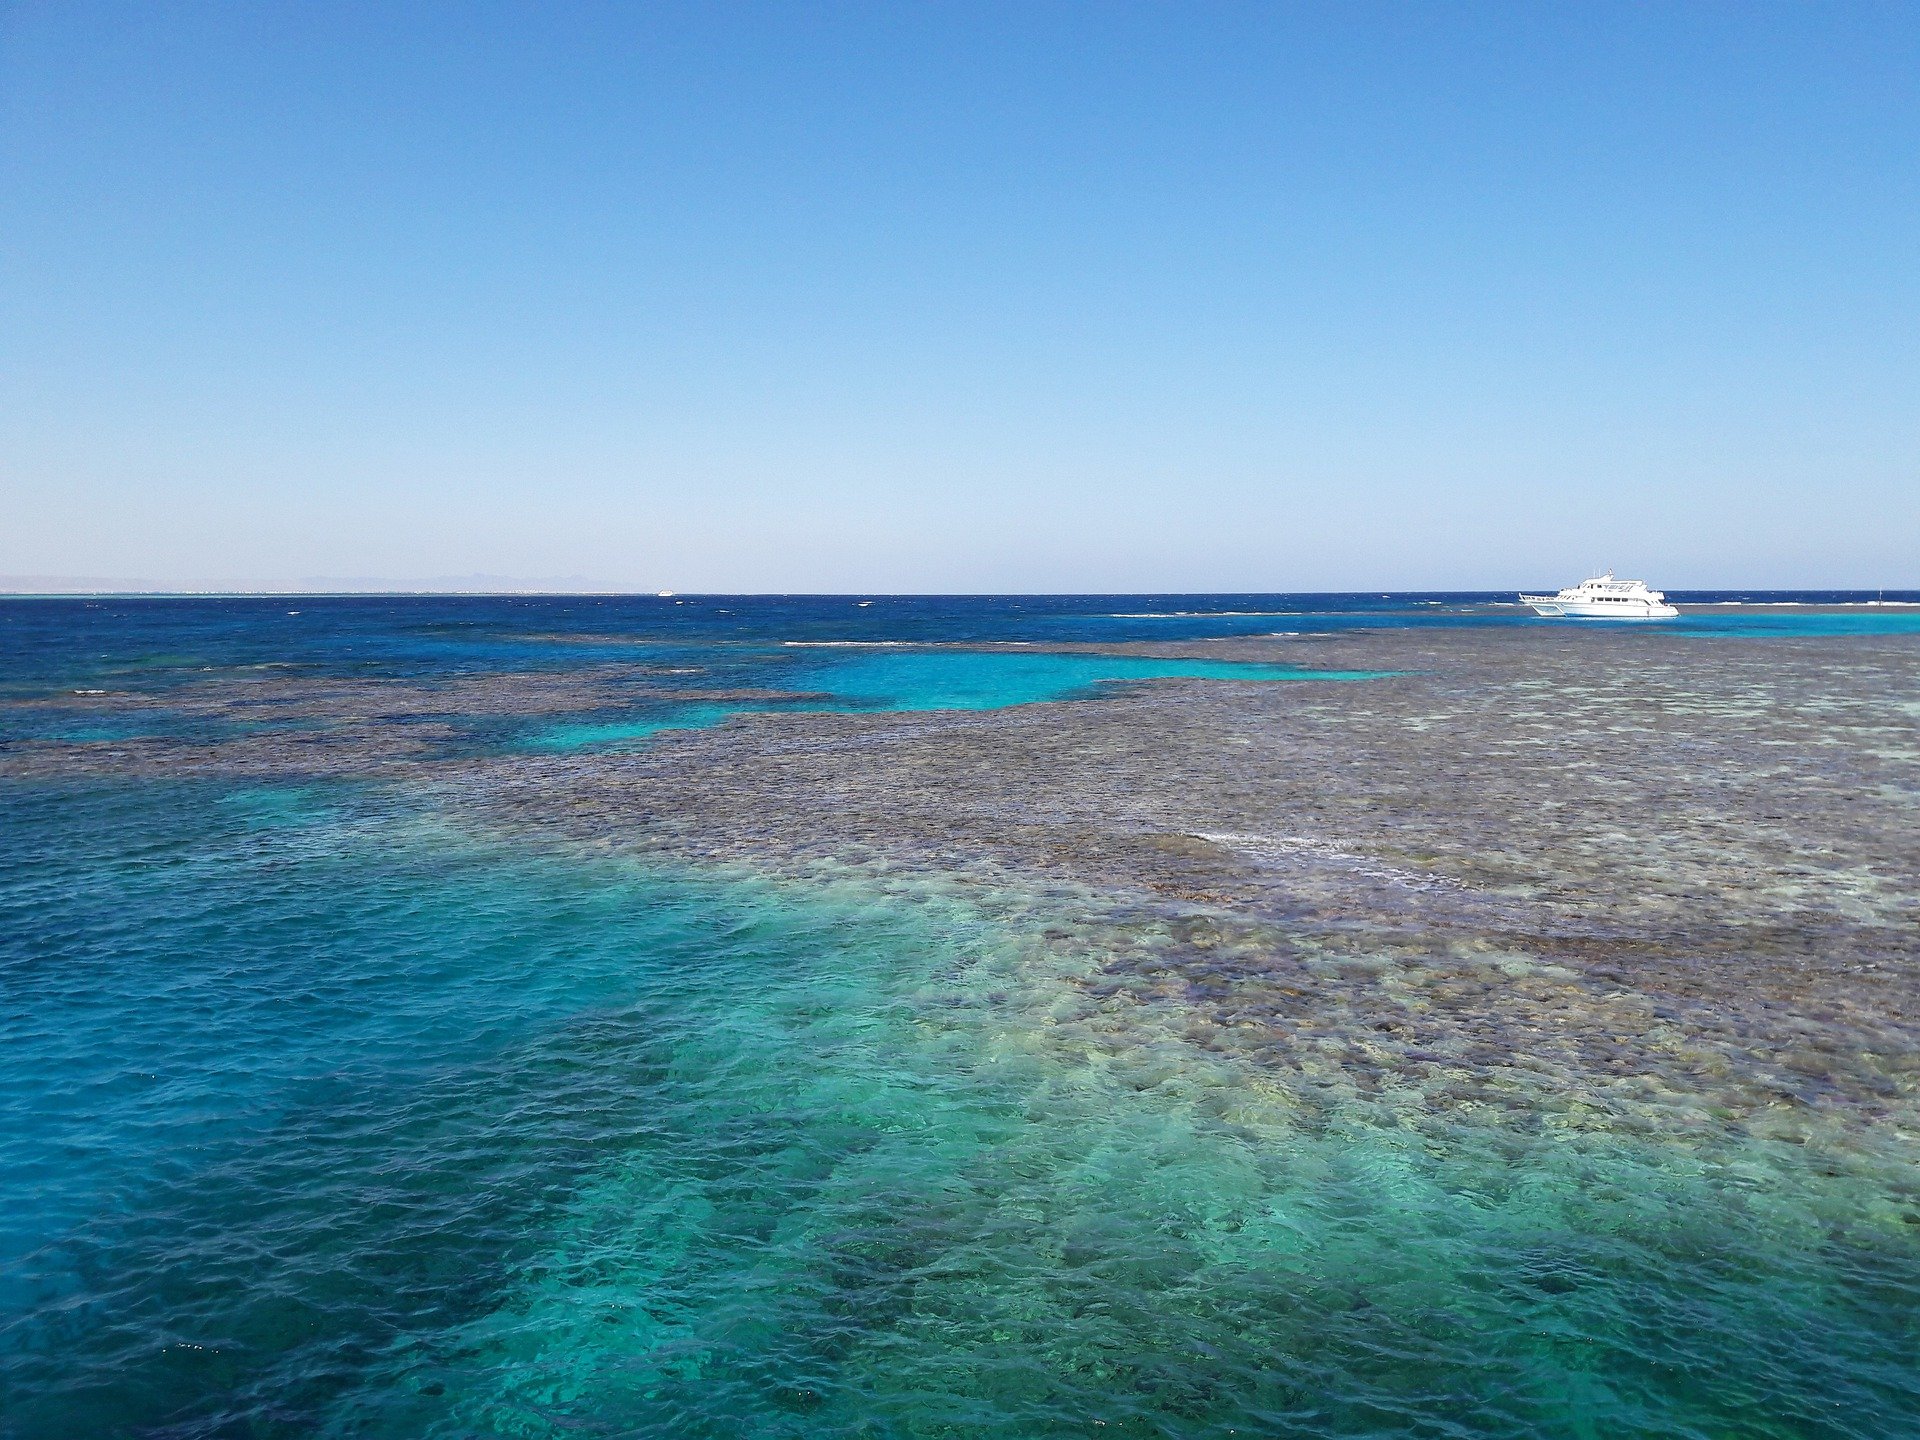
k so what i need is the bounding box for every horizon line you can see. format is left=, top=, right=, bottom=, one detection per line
left=4, top=587, right=1918, bottom=601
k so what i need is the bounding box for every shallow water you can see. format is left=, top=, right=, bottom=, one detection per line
left=3, top=597, right=1918, bottom=1437
left=530, top=651, right=1386, bottom=751
left=782, top=649, right=1385, bottom=708
left=4, top=782, right=1916, bottom=1437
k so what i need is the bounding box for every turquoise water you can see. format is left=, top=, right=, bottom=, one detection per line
left=533, top=650, right=1385, bottom=751
left=5, top=597, right=1920, bottom=1437
left=1671, top=607, right=1920, bottom=638
left=4, top=780, right=1918, bottom=1437
left=535, top=703, right=750, bottom=751
left=784, top=649, right=1385, bottom=709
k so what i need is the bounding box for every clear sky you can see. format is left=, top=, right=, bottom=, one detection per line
left=2, top=2, right=1915, bottom=592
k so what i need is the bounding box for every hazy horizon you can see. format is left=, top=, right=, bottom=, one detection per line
left=7, top=575, right=1918, bottom=599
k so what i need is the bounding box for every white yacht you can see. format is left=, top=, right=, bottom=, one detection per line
left=1520, top=571, right=1678, bottom=619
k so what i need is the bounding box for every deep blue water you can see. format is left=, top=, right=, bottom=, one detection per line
left=3, top=595, right=1918, bottom=1438
left=5, top=590, right=1918, bottom=696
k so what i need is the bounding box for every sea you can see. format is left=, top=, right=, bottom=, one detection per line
left=2, top=592, right=1916, bottom=1438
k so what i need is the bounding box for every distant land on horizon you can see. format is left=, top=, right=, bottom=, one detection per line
left=0, top=574, right=612, bottom=596
left=5, top=577, right=1917, bottom=601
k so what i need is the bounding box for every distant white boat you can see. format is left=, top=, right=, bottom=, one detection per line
left=1520, top=571, right=1677, bottom=619
left=657, top=590, right=675, bottom=597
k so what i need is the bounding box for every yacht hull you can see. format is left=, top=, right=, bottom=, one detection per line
left=1521, top=597, right=1677, bottom=619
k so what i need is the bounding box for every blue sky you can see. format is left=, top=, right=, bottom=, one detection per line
left=2, top=1, right=1915, bottom=591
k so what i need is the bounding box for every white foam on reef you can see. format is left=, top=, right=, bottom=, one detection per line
left=781, top=640, right=913, bottom=647
left=1110, top=611, right=1303, bottom=618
